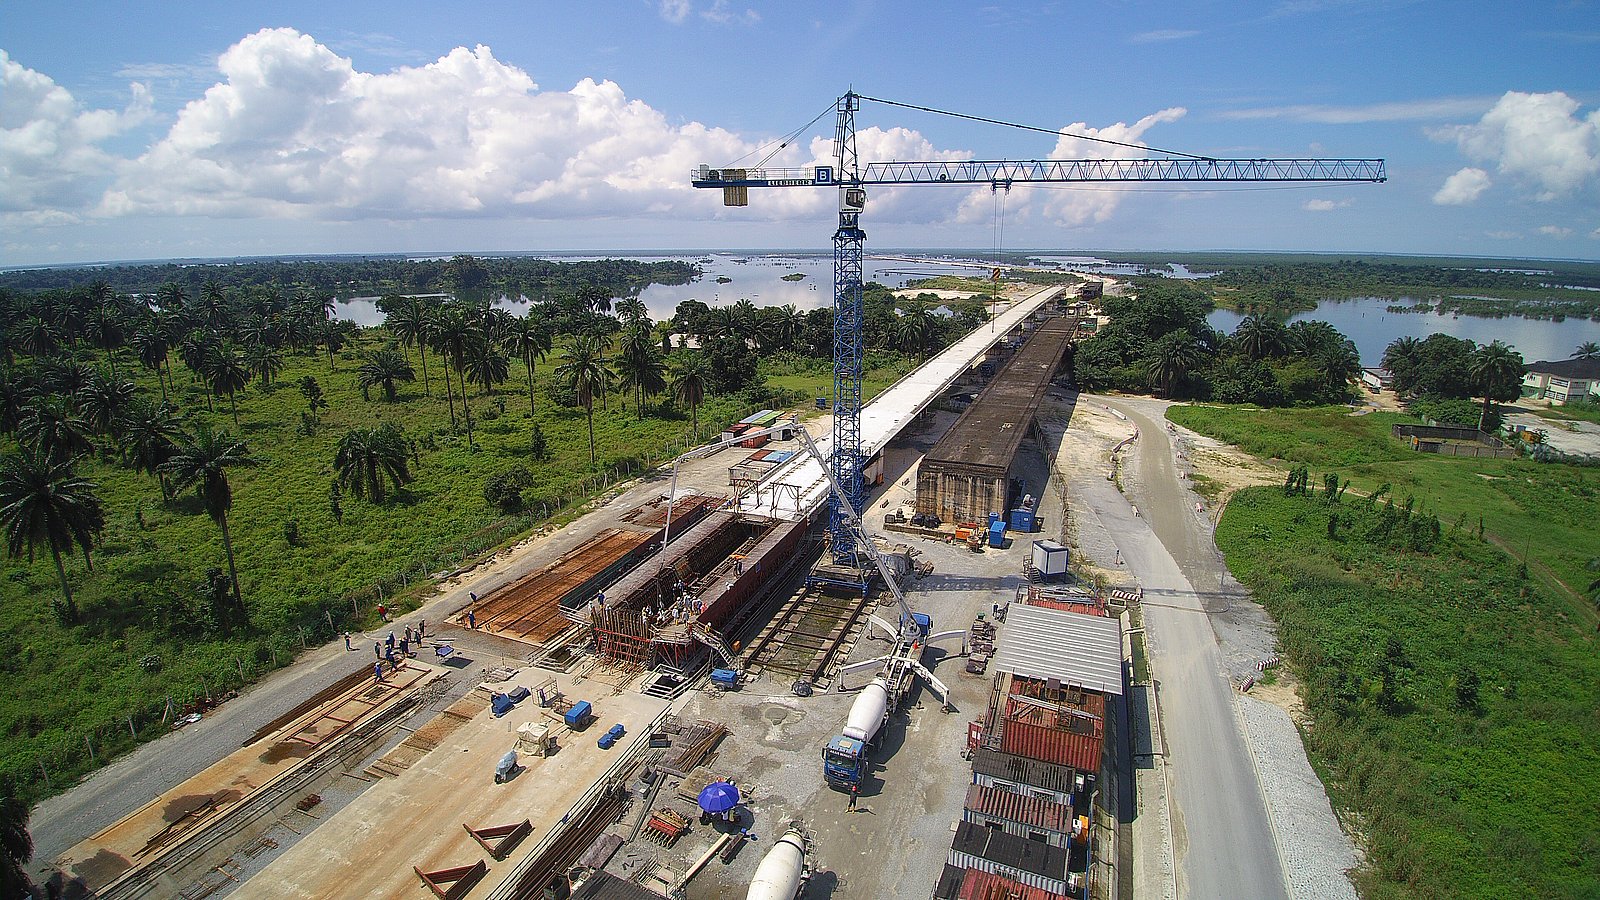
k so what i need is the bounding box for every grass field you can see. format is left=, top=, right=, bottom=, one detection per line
left=0, top=330, right=794, bottom=801
left=1217, top=488, right=1600, bottom=898
left=1168, top=404, right=1600, bottom=618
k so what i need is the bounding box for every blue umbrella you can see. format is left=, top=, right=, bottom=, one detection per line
left=697, top=781, right=741, bottom=814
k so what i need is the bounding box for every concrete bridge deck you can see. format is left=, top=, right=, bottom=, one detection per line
left=738, top=283, right=1067, bottom=521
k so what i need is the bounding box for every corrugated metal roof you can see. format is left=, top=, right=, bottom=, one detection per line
left=1000, top=718, right=1104, bottom=774
left=950, top=821, right=1070, bottom=878
left=965, top=783, right=1072, bottom=833
left=990, top=604, right=1123, bottom=696
left=970, top=748, right=1077, bottom=794
left=957, top=868, right=1065, bottom=900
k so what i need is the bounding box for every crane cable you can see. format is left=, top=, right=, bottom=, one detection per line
left=855, top=93, right=1213, bottom=161
left=721, top=101, right=838, bottom=171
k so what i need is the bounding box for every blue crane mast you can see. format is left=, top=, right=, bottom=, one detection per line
left=693, top=91, right=1385, bottom=585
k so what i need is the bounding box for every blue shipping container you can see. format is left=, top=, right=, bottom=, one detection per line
left=1009, top=508, right=1036, bottom=533
left=988, top=520, right=1007, bottom=548
left=565, top=700, right=592, bottom=729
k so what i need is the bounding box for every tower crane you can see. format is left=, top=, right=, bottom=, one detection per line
left=693, top=91, right=1386, bottom=585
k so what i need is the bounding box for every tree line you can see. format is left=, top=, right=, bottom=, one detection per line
left=1379, top=334, right=1528, bottom=431
left=1071, top=278, right=1362, bottom=406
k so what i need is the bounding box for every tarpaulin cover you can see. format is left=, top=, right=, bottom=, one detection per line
left=496, top=750, right=519, bottom=777
left=492, top=693, right=516, bottom=717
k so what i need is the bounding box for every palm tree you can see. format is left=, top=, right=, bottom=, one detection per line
left=1232, top=316, right=1288, bottom=360
left=85, top=303, right=126, bottom=377
left=671, top=352, right=710, bottom=436
left=764, top=304, right=806, bottom=352
left=319, top=321, right=348, bottom=372
left=0, top=447, right=105, bottom=622
left=333, top=423, right=413, bottom=503
left=205, top=347, right=252, bottom=426
left=244, top=343, right=284, bottom=388
left=892, top=309, right=939, bottom=358
left=1313, top=340, right=1362, bottom=400
left=17, top=316, right=59, bottom=359
left=1382, top=335, right=1423, bottom=395
left=197, top=280, right=230, bottom=330
left=614, top=326, right=667, bottom=414
left=387, top=297, right=434, bottom=396
left=428, top=305, right=475, bottom=429
left=18, top=395, right=94, bottom=462
left=76, top=368, right=136, bottom=438
left=162, top=424, right=257, bottom=618
left=500, top=315, right=552, bottom=414
left=555, top=333, right=611, bottom=464
left=616, top=296, right=649, bottom=330
left=1, top=773, right=34, bottom=898
left=1146, top=331, right=1203, bottom=398
left=1574, top=341, right=1600, bottom=360
left=118, top=396, right=184, bottom=499
left=1469, top=340, right=1525, bottom=431
left=132, top=325, right=172, bottom=402
left=463, top=343, right=511, bottom=396
left=356, top=348, right=416, bottom=401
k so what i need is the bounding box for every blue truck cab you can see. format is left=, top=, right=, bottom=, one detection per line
left=909, top=612, right=932, bottom=642
left=823, top=735, right=868, bottom=788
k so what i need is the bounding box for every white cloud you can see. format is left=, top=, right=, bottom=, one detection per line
left=1219, top=97, right=1492, bottom=124
left=701, top=1, right=760, bottom=25
left=1537, top=224, right=1572, bottom=238
left=1432, top=91, right=1600, bottom=201
left=659, top=0, right=691, bottom=23
left=4, top=29, right=1189, bottom=241
left=1131, top=29, right=1200, bottom=43
left=1591, top=226, right=1600, bottom=240
left=96, top=29, right=752, bottom=221
left=1433, top=167, right=1491, bottom=205
left=0, top=50, right=152, bottom=216
left=1303, top=198, right=1352, bottom=211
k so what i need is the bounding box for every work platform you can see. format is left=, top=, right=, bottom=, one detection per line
left=738, top=284, right=1066, bottom=522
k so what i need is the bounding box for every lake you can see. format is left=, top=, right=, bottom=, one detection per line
left=1207, top=297, right=1600, bottom=366
left=335, top=253, right=992, bottom=327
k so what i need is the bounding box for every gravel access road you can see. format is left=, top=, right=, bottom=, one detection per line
left=1086, top=396, right=1289, bottom=900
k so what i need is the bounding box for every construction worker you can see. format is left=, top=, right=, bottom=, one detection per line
left=374, top=662, right=384, bottom=681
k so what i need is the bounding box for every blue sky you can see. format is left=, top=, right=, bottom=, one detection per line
left=2, top=0, right=1597, bottom=266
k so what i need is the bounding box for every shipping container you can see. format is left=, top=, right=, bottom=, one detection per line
left=962, top=783, right=1073, bottom=848
left=1010, top=508, right=1036, bottom=533
left=946, top=822, right=1071, bottom=895
left=934, top=865, right=1064, bottom=900
left=970, top=749, right=1076, bottom=806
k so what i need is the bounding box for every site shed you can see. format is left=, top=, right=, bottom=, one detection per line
left=970, top=748, right=1079, bottom=807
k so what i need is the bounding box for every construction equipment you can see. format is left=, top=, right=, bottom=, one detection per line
left=746, top=826, right=812, bottom=900
left=694, top=90, right=1385, bottom=591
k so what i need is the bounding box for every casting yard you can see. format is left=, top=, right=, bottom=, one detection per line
left=231, top=669, right=669, bottom=899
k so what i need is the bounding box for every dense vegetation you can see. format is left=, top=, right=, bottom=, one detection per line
left=0, top=261, right=981, bottom=807
left=1378, top=333, right=1525, bottom=432
left=1071, top=278, right=1359, bottom=406
left=0, top=253, right=698, bottom=300
left=1216, top=485, right=1599, bottom=898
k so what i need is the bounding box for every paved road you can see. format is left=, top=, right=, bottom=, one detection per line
left=1087, top=396, right=1288, bottom=900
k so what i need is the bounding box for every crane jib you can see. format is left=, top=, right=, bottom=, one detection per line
left=691, top=158, right=1386, bottom=188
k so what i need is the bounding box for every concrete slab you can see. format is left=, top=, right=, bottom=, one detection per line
left=231, top=672, right=669, bottom=899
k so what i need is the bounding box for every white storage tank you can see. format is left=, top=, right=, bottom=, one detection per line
left=1031, top=540, right=1070, bottom=578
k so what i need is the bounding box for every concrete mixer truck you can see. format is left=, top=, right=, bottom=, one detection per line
left=746, top=827, right=811, bottom=900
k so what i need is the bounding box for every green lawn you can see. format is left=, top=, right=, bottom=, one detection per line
left=0, top=331, right=765, bottom=801
left=1169, top=404, right=1600, bottom=620
left=1217, top=488, right=1600, bottom=898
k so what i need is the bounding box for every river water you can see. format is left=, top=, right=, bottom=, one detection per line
left=334, top=253, right=990, bottom=327
left=334, top=253, right=1600, bottom=368
left=1207, top=298, right=1600, bottom=366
